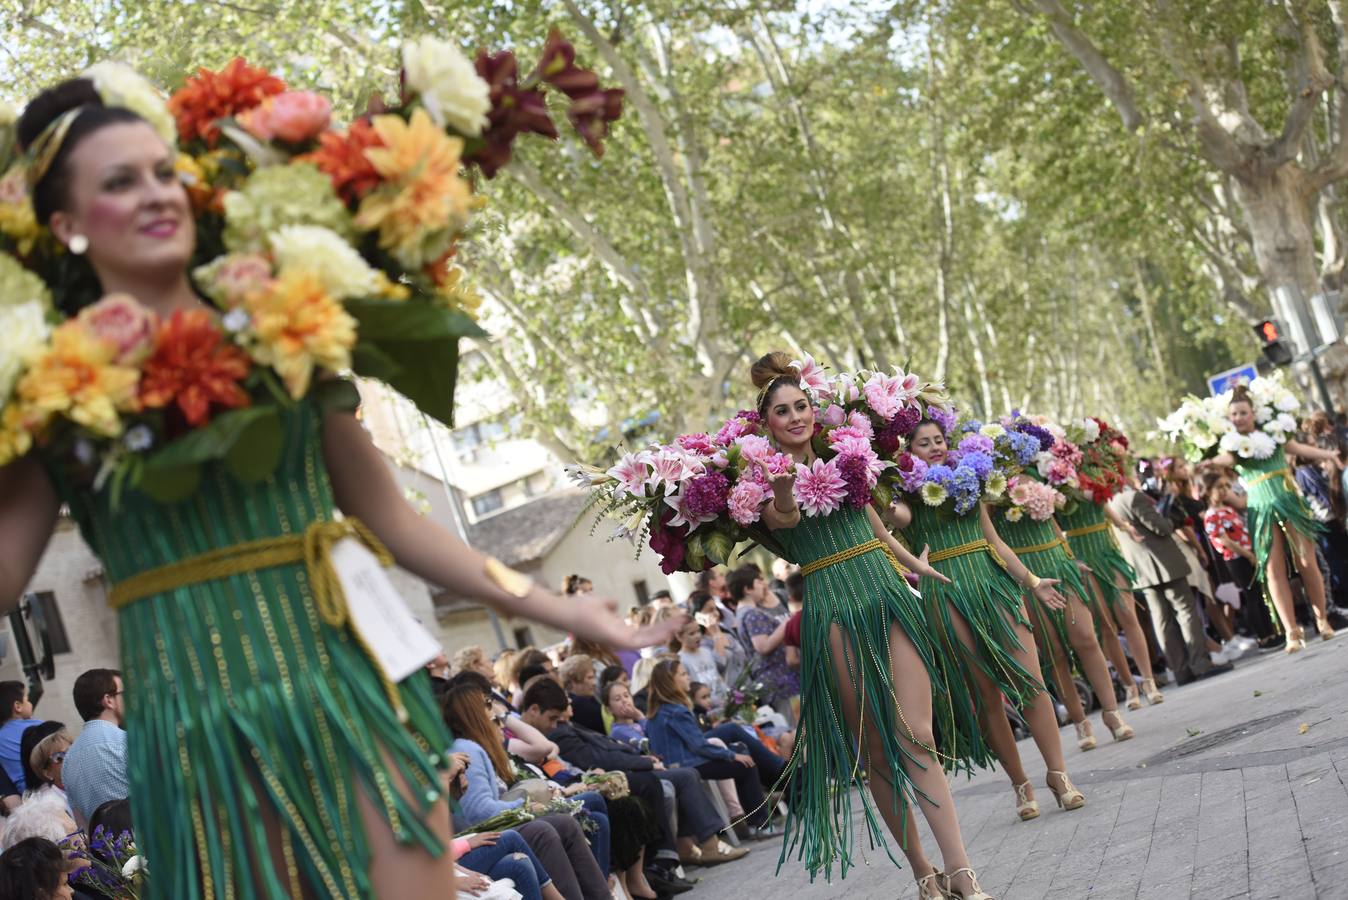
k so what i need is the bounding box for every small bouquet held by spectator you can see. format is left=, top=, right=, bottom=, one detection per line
left=68, top=826, right=149, bottom=899
left=581, top=770, right=631, bottom=801
left=722, top=666, right=766, bottom=724
left=453, top=797, right=587, bottom=838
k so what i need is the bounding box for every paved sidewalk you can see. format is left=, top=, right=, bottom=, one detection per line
left=686, top=638, right=1347, bottom=899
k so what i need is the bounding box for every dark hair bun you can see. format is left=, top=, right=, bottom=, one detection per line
left=16, top=78, right=102, bottom=151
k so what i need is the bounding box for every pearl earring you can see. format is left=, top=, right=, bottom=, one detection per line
left=68, top=234, right=88, bottom=255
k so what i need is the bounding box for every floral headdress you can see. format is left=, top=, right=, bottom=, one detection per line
left=1158, top=371, right=1300, bottom=462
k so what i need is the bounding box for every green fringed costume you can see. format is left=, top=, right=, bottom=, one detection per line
left=769, top=504, right=984, bottom=882
left=1235, top=445, right=1322, bottom=582
left=51, top=399, right=450, bottom=900
left=1058, top=501, right=1135, bottom=615
left=903, top=503, right=1043, bottom=713
left=995, top=512, right=1096, bottom=682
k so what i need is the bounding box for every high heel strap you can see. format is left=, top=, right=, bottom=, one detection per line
left=1012, top=780, right=1040, bottom=821
left=1102, top=709, right=1135, bottom=741
left=942, top=867, right=995, bottom=900
left=916, top=869, right=951, bottom=900
left=1046, top=770, right=1085, bottom=810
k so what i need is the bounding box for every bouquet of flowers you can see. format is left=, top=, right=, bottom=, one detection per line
left=579, top=356, right=950, bottom=573
left=67, top=826, right=148, bottom=899
left=722, top=665, right=767, bottom=724
left=581, top=770, right=631, bottom=800
left=0, top=35, right=623, bottom=502
left=1062, top=416, right=1130, bottom=505
left=453, top=797, right=587, bottom=838
left=1158, top=372, right=1300, bottom=462
left=894, top=419, right=1037, bottom=516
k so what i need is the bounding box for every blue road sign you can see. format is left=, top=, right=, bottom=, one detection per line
left=1207, top=363, right=1258, bottom=396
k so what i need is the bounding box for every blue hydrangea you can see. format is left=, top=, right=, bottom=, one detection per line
left=960, top=450, right=994, bottom=478
left=925, top=463, right=955, bottom=486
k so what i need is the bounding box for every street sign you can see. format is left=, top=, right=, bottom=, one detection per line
left=1207, top=363, right=1258, bottom=396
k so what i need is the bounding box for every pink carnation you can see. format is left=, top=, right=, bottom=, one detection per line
left=714, top=415, right=757, bottom=446
left=846, top=411, right=874, bottom=438
left=793, top=457, right=848, bottom=517
left=827, top=425, right=869, bottom=446
left=829, top=433, right=873, bottom=459
left=728, top=480, right=769, bottom=525
left=77, top=294, right=159, bottom=366
left=862, top=372, right=904, bottom=419
left=239, top=90, right=332, bottom=143
left=734, top=433, right=773, bottom=462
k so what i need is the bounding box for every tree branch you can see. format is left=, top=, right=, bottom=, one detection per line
left=1268, top=2, right=1333, bottom=165
left=1310, top=0, right=1348, bottom=189
left=1025, top=0, right=1145, bottom=131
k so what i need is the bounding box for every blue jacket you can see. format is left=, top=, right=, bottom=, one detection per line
left=450, top=738, right=524, bottom=828
left=646, top=704, right=734, bottom=767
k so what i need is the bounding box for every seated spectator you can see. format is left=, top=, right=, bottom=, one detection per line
left=0, top=836, right=77, bottom=900
left=454, top=827, right=557, bottom=900
left=729, top=565, right=799, bottom=726
left=25, top=727, right=72, bottom=808
left=689, top=592, right=748, bottom=687
left=62, top=669, right=129, bottom=830
left=512, top=649, right=556, bottom=708
left=450, top=671, right=560, bottom=767
left=645, top=659, right=781, bottom=836
left=569, top=639, right=622, bottom=681
left=20, top=722, right=67, bottom=797
left=494, top=650, right=520, bottom=696
left=452, top=645, right=499, bottom=683
left=0, top=789, right=78, bottom=852
left=443, top=683, right=612, bottom=900
left=674, top=619, right=729, bottom=710
left=0, top=681, right=43, bottom=793
left=604, top=681, right=647, bottom=748
left=558, top=655, right=605, bottom=734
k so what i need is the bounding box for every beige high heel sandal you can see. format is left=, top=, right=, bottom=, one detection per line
left=1102, top=709, right=1135, bottom=741
left=1314, top=615, right=1335, bottom=641
left=1285, top=626, right=1307, bottom=654
left=1012, top=780, right=1040, bottom=821
left=941, top=867, right=996, bottom=900
left=1046, top=770, right=1085, bottom=810
left=1123, top=683, right=1141, bottom=711
left=916, top=868, right=952, bottom=900
left=1141, top=678, right=1164, bottom=704
left=1074, top=720, right=1097, bottom=751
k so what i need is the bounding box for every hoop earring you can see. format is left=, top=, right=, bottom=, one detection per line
left=68, top=234, right=88, bottom=255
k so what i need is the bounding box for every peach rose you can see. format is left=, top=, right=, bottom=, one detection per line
left=239, top=91, right=332, bottom=144
left=195, top=252, right=274, bottom=308
left=77, top=294, right=160, bottom=366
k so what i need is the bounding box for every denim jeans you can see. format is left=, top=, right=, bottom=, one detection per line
left=459, top=830, right=547, bottom=900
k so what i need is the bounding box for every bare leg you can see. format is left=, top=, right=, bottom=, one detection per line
left=824, top=622, right=974, bottom=878
left=1087, top=576, right=1134, bottom=683
left=1263, top=531, right=1300, bottom=636
left=1107, top=572, right=1159, bottom=683
left=1063, top=595, right=1121, bottom=720
left=1045, top=629, right=1085, bottom=725
left=1289, top=531, right=1332, bottom=628
left=1001, top=605, right=1068, bottom=776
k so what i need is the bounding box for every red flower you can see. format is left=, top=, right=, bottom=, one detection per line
left=298, top=118, right=385, bottom=204
left=469, top=49, right=558, bottom=178
left=169, top=58, right=287, bottom=147
left=139, top=310, right=252, bottom=428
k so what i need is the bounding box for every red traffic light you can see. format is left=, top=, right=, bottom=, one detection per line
left=1254, top=319, right=1283, bottom=343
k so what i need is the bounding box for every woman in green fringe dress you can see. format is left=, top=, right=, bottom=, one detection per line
left=1206, top=385, right=1337, bottom=650
left=0, top=79, right=676, bottom=900
left=1057, top=496, right=1166, bottom=708
left=889, top=421, right=1087, bottom=826
left=749, top=353, right=994, bottom=900
left=993, top=488, right=1135, bottom=753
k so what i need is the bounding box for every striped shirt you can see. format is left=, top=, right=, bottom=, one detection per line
left=62, top=719, right=129, bottom=824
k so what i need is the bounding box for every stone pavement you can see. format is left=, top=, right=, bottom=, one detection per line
left=686, top=638, right=1347, bottom=899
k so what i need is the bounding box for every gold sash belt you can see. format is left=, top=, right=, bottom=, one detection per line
left=1064, top=521, right=1110, bottom=539
left=927, top=538, right=1007, bottom=569
left=801, top=538, right=888, bottom=576
left=1010, top=536, right=1075, bottom=560
left=1242, top=467, right=1293, bottom=490
left=107, top=518, right=409, bottom=719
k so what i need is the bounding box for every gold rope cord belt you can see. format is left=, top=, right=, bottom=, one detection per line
left=1242, top=468, right=1293, bottom=490
left=1064, top=521, right=1110, bottom=539
left=106, top=518, right=410, bottom=720
left=927, top=538, right=1007, bottom=569
left=800, top=538, right=895, bottom=576
left=1010, top=536, right=1075, bottom=560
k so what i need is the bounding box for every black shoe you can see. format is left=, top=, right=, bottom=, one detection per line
left=1197, top=661, right=1234, bottom=679
left=1174, top=672, right=1197, bottom=686
left=646, top=866, right=695, bottom=895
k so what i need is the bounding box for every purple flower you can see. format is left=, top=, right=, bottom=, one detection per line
left=957, top=433, right=994, bottom=456
left=683, top=472, right=731, bottom=519
left=961, top=450, right=994, bottom=478
left=1016, top=422, right=1054, bottom=453
left=837, top=453, right=874, bottom=508
left=897, top=452, right=928, bottom=492
left=928, top=406, right=957, bottom=435
left=877, top=406, right=923, bottom=454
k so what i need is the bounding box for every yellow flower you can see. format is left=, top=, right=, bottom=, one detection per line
left=243, top=270, right=356, bottom=398
left=0, top=404, right=33, bottom=467
left=433, top=264, right=482, bottom=317
left=16, top=322, right=140, bottom=438
left=0, top=166, right=41, bottom=257
left=355, top=109, right=473, bottom=269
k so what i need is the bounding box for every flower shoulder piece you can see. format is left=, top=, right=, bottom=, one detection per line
left=1159, top=371, right=1300, bottom=462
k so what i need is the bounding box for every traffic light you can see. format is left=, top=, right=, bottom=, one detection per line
left=1253, top=319, right=1294, bottom=367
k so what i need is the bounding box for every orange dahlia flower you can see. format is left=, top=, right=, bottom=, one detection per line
left=17, top=323, right=141, bottom=438
left=139, top=310, right=252, bottom=428
left=242, top=270, right=356, bottom=399
left=355, top=109, right=473, bottom=268
left=169, top=58, right=287, bottom=147
left=299, top=118, right=385, bottom=205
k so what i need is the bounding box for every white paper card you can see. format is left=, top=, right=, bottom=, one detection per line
left=330, top=536, right=441, bottom=683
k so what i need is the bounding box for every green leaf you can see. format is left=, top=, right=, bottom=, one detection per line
left=368, top=335, right=463, bottom=427
left=705, top=531, right=734, bottom=565
left=224, top=407, right=285, bottom=483
left=351, top=342, right=404, bottom=383
left=137, top=464, right=202, bottom=504
left=345, top=299, right=487, bottom=341
left=142, top=406, right=275, bottom=472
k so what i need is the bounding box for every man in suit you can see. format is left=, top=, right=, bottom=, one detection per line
left=1108, top=470, right=1233, bottom=685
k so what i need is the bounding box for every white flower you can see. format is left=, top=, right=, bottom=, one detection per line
left=0, top=301, right=48, bottom=403
left=401, top=36, right=492, bottom=136
left=1005, top=506, right=1024, bottom=522
left=1246, top=431, right=1278, bottom=459
left=1034, top=452, right=1054, bottom=478
left=83, top=62, right=177, bottom=146
left=1078, top=418, right=1100, bottom=443
left=979, top=423, right=1006, bottom=439
left=221, top=308, right=252, bottom=334
left=121, top=855, right=147, bottom=878
left=1274, top=393, right=1300, bottom=413
left=268, top=225, right=381, bottom=300
left=123, top=425, right=154, bottom=452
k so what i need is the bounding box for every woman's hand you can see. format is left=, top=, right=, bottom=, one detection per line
left=445, top=751, right=471, bottom=782
left=574, top=591, right=684, bottom=650
left=1032, top=579, right=1067, bottom=610
left=754, top=456, right=797, bottom=500
left=913, top=545, right=952, bottom=585
left=467, top=831, right=501, bottom=849
left=455, top=868, right=493, bottom=896
left=562, top=782, right=589, bottom=797
left=733, top=753, right=756, bottom=768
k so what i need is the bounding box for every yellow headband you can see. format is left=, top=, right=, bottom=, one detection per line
left=756, top=374, right=806, bottom=412
left=25, top=107, right=84, bottom=191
